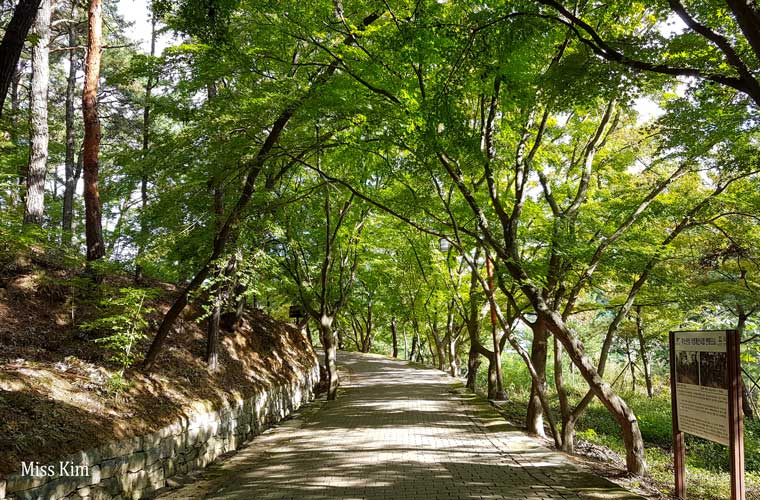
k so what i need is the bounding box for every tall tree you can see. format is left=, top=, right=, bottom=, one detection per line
left=135, top=12, right=157, bottom=281
left=82, top=0, right=106, bottom=260
left=62, top=0, right=80, bottom=244
left=23, top=0, right=51, bottom=225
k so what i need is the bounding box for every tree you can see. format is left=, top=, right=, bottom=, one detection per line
left=0, top=0, right=42, bottom=116
left=62, top=0, right=81, bottom=244
left=282, top=183, right=368, bottom=400
left=23, top=0, right=50, bottom=225
left=82, top=0, right=106, bottom=260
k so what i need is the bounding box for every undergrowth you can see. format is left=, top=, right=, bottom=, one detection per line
left=476, top=354, right=760, bottom=500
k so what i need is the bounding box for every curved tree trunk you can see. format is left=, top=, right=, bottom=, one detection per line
left=540, top=306, right=646, bottom=474
left=23, top=0, right=50, bottom=226
left=82, top=0, right=105, bottom=261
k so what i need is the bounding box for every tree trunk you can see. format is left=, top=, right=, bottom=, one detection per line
left=561, top=414, right=578, bottom=453
left=434, top=334, right=446, bottom=371
left=737, top=307, right=756, bottom=421
left=321, top=315, right=339, bottom=400
left=0, top=0, right=42, bottom=116
left=466, top=345, right=481, bottom=391
left=466, top=254, right=483, bottom=391
left=391, top=316, right=398, bottom=358
left=206, top=179, right=225, bottom=370
left=62, top=2, right=78, bottom=245
left=625, top=336, right=637, bottom=392
left=82, top=0, right=106, bottom=261
left=635, top=306, right=654, bottom=398
left=10, top=63, right=22, bottom=206
left=447, top=334, right=458, bottom=377
left=554, top=336, right=572, bottom=451
left=135, top=15, right=157, bottom=282
left=527, top=319, right=548, bottom=437
left=742, top=379, right=755, bottom=421
left=23, top=0, right=50, bottom=226
left=206, top=292, right=221, bottom=371
left=486, top=255, right=507, bottom=400
left=410, top=327, right=419, bottom=362
left=305, top=321, right=313, bottom=346
left=486, top=351, right=497, bottom=399
left=539, top=306, right=646, bottom=474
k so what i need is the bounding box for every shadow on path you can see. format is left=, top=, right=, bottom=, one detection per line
left=158, top=352, right=641, bottom=500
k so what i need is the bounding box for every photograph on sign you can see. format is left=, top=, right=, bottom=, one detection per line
left=676, top=351, right=699, bottom=385
left=674, top=331, right=729, bottom=446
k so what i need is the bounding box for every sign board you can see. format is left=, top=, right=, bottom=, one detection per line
left=669, top=330, right=744, bottom=500
left=673, top=331, right=730, bottom=445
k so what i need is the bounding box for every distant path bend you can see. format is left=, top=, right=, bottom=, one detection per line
left=159, top=351, right=641, bottom=500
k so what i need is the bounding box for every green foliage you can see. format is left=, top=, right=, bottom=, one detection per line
left=82, top=287, right=158, bottom=376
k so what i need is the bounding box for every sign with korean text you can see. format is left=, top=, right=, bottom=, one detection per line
left=673, top=330, right=729, bottom=445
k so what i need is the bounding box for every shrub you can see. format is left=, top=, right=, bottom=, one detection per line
left=82, top=287, right=158, bottom=378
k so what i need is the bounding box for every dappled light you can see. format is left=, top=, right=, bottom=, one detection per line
left=161, top=353, right=639, bottom=500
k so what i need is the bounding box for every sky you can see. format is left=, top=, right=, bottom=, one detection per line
left=116, top=0, right=172, bottom=54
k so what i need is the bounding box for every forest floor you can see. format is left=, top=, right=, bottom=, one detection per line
left=0, top=256, right=317, bottom=479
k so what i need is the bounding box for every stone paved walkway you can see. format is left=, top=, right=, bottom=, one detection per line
left=158, top=352, right=641, bottom=500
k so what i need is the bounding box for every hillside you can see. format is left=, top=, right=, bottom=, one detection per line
left=0, top=264, right=317, bottom=478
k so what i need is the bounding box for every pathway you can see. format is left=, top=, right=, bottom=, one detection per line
left=158, top=351, right=641, bottom=500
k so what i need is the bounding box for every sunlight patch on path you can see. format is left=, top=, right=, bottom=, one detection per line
left=158, top=352, right=642, bottom=500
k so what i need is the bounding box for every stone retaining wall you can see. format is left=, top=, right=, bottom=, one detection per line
left=1, top=362, right=320, bottom=500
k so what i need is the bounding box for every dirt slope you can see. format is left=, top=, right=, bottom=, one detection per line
left=0, top=267, right=317, bottom=478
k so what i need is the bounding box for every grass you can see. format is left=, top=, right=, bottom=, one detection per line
left=476, top=354, right=760, bottom=500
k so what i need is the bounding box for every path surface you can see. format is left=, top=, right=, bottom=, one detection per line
left=159, top=352, right=640, bottom=500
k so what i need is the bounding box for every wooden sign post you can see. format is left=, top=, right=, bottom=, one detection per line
left=669, top=330, right=744, bottom=500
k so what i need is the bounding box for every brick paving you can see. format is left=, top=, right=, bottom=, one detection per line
left=159, top=351, right=641, bottom=500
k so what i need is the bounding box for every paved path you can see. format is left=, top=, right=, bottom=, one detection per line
left=159, top=352, right=640, bottom=500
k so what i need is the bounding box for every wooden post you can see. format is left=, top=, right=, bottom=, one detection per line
left=669, top=331, right=686, bottom=499
left=727, top=329, right=745, bottom=500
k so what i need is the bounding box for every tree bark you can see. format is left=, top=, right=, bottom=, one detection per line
left=410, top=324, right=420, bottom=361
left=135, top=14, right=157, bottom=281
left=0, top=0, right=42, bottom=116
left=10, top=63, right=22, bottom=206
left=206, top=292, right=221, bottom=371
left=527, top=319, right=548, bottom=437
left=62, top=2, right=78, bottom=244
left=625, top=335, right=637, bottom=392
left=539, top=305, right=646, bottom=474
left=391, top=316, right=398, bottom=358
left=466, top=253, right=484, bottom=391
left=206, top=178, right=224, bottom=371
left=737, top=307, right=756, bottom=421
left=635, top=306, right=654, bottom=398
left=82, top=0, right=106, bottom=261
left=321, top=315, right=339, bottom=400
left=23, top=0, right=51, bottom=226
